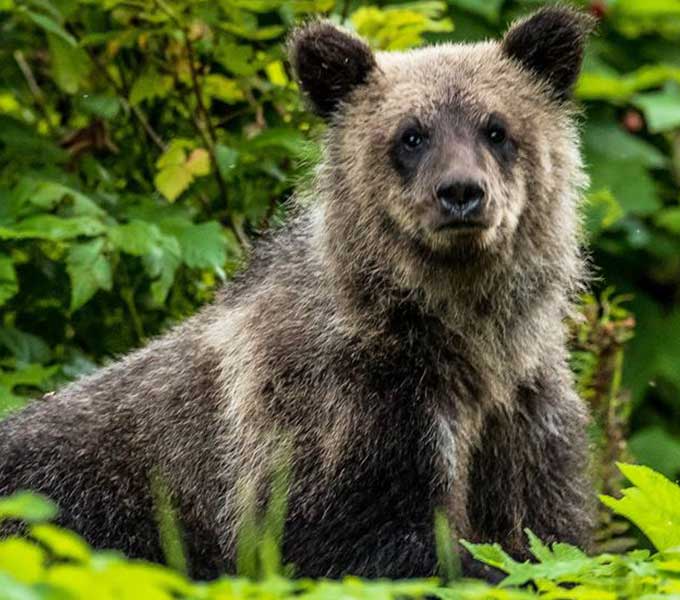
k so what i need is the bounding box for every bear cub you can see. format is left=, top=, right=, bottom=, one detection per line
left=0, top=6, right=595, bottom=581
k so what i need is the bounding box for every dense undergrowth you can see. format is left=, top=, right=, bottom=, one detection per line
left=1, top=463, right=680, bottom=599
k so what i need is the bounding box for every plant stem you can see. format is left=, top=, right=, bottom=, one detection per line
left=183, top=36, right=230, bottom=208
left=83, top=48, right=166, bottom=151
left=14, top=50, right=56, bottom=136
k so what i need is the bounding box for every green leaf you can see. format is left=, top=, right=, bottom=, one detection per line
left=22, top=9, right=76, bottom=46
left=47, top=33, right=90, bottom=94
left=78, top=94, right=120, bottom=119
left=154, top=142, right=211, bottom=201
left=0, top=363, right=57, bottom=415
left=225, top=0, right=284, bottom=12
left=0, top=254, right=18, bottom=307
left=0, top=492, right=57, bottom=523
left=245, top=127, right=309, bottom=156
left=459, top=539, right=515, bottom=579
left=583, top=121, right=666, bottom=168
left=584, top=189, right=624, bottom=235
left=577, top=64, right=680, bottom=102
left=0, top=363, right=58, bottom=390
left=462, top=532, right=596, bottom=588
left=586, top=153, right=661, bottom=217
left=0, top=538, right=44, bottom=584
left=203, top=74, right=245, bottom=104
left=30, top=524, right=91, bottom=562
left=0, top=116, right=67, bottom=162
left=129, top=68, right=173, bottom=105
left=623, top=295, right=680, bottom=400
left=154, top=165, right=194, bottom=203
left=610, top=0, right=680, bottom=37
left=0, top=328, right=51, bottom=365
left=0, top=572, right=41, bottom=600
left=352, top=3, right=453, bottom=50
left=287, top=0, right=334, bottom=10
left=219, top=22, right=285, bottom=41
left=215, top=41, right=255, bottom=76
left=265, top=61, right=288, bottom=87
left=601, top=463, right=680, bottom=552
left=655, top=207, right=680, bottom=233
left=0, top=215, right=106, bottom=241
left=156, top=140, right=191, bottom=169
left=629, top=426, right=680, bottom=479
left=109, top=219, right=185, bottom=303
left=66, top=238, right=113, bottom=311
left=14, top=179, right=105, bottom=217
left=160, top=219, right=227, bottom=271
left=142, top=234, right=182, bottom=307
left=633, top=84, right=680, bottom=132
left=185, top=148, right=211, bottom=176
left=525, top=529, right=552, bottom=563
left=216, top=144, right=240, bottom=181
left=108, top=220, right=164, bottom=256
left=0, top=384, right=29, bottom=417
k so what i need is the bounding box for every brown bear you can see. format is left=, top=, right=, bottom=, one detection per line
left=0, top=6, right=595, bottom=581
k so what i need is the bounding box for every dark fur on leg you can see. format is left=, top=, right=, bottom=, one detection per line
left=466, top=366, right=593, bottom=559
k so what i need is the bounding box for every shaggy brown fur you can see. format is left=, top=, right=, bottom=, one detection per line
left=0, top=7, right=595, bottom=581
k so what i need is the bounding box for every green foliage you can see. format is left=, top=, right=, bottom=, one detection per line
left=570, top=291, right=637, bottom=551
left=351, top=2, right=453, bottom=49
left=601, top=462, right=680, bottom=552
left=2, top=464, right=680, bottom=598
left=458, top=464, right=680, bottom=598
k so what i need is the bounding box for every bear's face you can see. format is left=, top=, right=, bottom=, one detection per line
left=289, top=7, right=594, bottom=261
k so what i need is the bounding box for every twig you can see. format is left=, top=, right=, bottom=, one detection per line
left=181, top=30, right=249, bottom=250
left=340, top=0, right=352, bottom=22
left=84, top=47, right=166, bottom=151
left=14, top=50, right=56, bottom=136
left=152, top=0, right=248, bottom=249
left=187, top=41, right=220, bottom=148
left=130, top=104, right=167, bottom=150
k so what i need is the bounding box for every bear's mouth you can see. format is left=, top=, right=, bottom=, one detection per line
left=434, top=214, right=491, bottom=233
left=429, top=194, right=493, bottom=234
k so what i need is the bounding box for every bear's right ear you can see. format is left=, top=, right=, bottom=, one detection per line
left=287, top=21, right=377, bottom=119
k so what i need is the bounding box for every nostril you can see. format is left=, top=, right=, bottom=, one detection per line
left=436, top=183, right=463, bottom=207
left=463, top=183, right=485, bottom=205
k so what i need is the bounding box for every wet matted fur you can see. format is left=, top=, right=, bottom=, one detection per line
left=0, top=6, right=596, bottom=580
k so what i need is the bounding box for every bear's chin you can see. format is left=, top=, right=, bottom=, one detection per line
left=376, top=206, right=502, bottom=269
left=395, top=226, right=502, bottom=272
left=428, top=225, right=499, bottom=254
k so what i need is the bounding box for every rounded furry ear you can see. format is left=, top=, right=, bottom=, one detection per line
left=287, top=21, right=377, bottom=119
left=501, top=6, right=596, bottom=101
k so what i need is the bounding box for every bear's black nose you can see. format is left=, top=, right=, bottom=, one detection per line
left=436, top=180, right=485, bottom=219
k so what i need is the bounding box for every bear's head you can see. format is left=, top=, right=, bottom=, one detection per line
left=288, top=7, right=595, bottom=296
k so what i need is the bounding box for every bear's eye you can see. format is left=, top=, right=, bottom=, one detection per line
left=401, top=129, right=425, bottom=150
left=487, top=123, right=507, bottom=145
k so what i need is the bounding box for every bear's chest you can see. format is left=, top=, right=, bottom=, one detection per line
left=345, top=317, right=500, bottom=533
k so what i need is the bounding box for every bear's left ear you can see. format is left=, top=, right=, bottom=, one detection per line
left=288, top=21, right=377, bottom=119
left=501, top=6, right=596, bottom=102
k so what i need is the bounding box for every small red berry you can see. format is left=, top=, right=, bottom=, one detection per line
left=589, top=0, right=608, bottom=20
left=622, top=110, right=644, bottom=133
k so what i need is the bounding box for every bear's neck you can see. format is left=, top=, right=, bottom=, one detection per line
left=311, top=193, right=576, bottom=382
